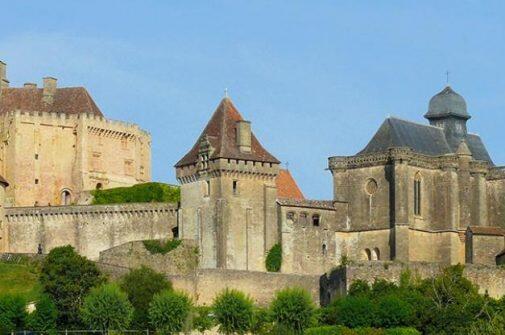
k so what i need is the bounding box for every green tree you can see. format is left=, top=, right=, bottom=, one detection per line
left=149, top=290, right=192, bottom=335
left=39, top=245, right=106, bottom=327
left=80, top=283, right=133, bottom=331
left=374, top=295, right=413, bottom=328
left=270, top=288, right=316, bottom=334
left=191, top=306, right=216, bottom=333
left=26, top=294, right=58, bottom=332
left=212, top=289, right=254, bottom=335
left=265, top=243, right=282, bottom=272
left=330, top=296, right=377, bottom=328
left=119, top=266, right=172, bottom=329
left=0, top=294, right=26, bottom=333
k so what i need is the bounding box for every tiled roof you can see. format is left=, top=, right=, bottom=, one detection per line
left=0, top=87, right=103, bottom=116
left=277, top=198, right=336, bottom=210
left=175, top=97, right=279, bottom=167
left=276, top=169, right=304, bottom=200
left=467, top=226, right=505, bottom=236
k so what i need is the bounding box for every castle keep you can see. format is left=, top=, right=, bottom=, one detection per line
left=1, top=60, right=505, bottom=302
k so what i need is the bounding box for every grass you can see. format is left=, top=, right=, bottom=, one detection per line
left=0, top=262, right=41, bottom=301
left=91, top=182, right=180, bottom=205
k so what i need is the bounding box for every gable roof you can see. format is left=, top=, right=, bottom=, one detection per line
left=276, top=169, right=304, bottom=200
left=359, top=117, right=493, bottom=164
left=175, top=97, right=279, bottom=167
left=467, top=226, right=505, bottom=236
left=0, top=87, right=103, bottom=116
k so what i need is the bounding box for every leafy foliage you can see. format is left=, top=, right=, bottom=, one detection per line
left=0, top=294, right=27, bottom=333
left=328, top=296, right=377, bottom=328
left=270, top=287, right=316, bottom=334
left=149, top=290, right=192, bottom=335
left=191, top=306, right=216, bottom=333
left=119, top=266, right=172, bottom=329
left=374, top=295, right=413, bottom=328
left=26, top=294, right=58, bottom=332
left=142, top=239, right=182, bottom=255
left=265, top=243, right=282, bottom=272
left=304, top=325, right=356, bottom=334
left=39, top=245, right=105, bottom=328
left=92, top=182, right=180, bottom=205
left=80, top=283, right=133, bottom=331
left=213, top=288, right=254, bottom=335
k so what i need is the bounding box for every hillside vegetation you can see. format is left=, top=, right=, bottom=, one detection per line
left=0, top=262, right=41, bottom=301
left=91, top=182, right=180, bottom=205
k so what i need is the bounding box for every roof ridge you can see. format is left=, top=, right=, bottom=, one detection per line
left=387, top=116, right=443, bottom=130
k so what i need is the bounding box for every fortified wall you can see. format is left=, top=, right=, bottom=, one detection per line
left=1, top=202, right=177, bottom=260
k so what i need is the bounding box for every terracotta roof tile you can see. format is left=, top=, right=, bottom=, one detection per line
left=276, top=169, right=304, bottom=200
left=467, top=226, right=505, bottom=236
left=0, top=87, right=103, bottom=116
left=175, top=98, right=279, bottom=167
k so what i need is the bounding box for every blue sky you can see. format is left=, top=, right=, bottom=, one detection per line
left=2, top=1, right=505, bottom=199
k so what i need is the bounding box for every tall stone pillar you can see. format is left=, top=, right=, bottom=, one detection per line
left=444, top=165, right=459, bottom=230
left=474, top=171, right=488, bottom=227
left=331, top=167, right=349, bottom=203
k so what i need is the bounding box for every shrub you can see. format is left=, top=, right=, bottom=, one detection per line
left=304, top=325, right=356, bottom=335
left=270, top=288, right=316, bottom=334
left=374, top=295, right=413, bottom=328
left=92, top=182, right=180, bottom=205
left=120, top=266, right=172, bottom=329
left=384, top=328, right=421, bottom=335
left=371, top=279, right=398, bottom=299
left=149, top=290, right=192, bottom=335
left=0, top=294, right=26, bottom=332
left=266, top=243, right=282, bottom=272
left=331, top=296, right=376, bottom=328
left=26, top=294, right=58, bottom=332
left=213, top=289, right=254, bottom=335
left=142, top=239, right=182, bottom=255
left=191, top=305, right=216, bottom=332
left=348, top=280, right=371, bottom=297
left=250, top=306, right=273, bottom=334
left=40, top=245, right=105, bottom=327
left=80, top=283, right=133, bottom=331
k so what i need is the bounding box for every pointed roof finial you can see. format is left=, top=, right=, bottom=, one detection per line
left=224, top=88, right=228, bottom=98
left=446, top=70, right=450, bottom=85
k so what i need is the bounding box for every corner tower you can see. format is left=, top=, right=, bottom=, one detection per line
left=175, top=97, right=280, bottom=270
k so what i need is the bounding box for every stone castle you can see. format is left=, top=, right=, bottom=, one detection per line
left=1, top=60, right=504, bottom=303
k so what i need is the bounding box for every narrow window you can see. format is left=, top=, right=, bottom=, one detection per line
left=172, top=226, right=179, bottom=239
left=35, top=179, right=39, bottom=184
left=312, top=214, right=320, bottom=227
left=96, top=183, right=103, bottom=190
left=205, top=180, right=211, bottom=197
left=34, top=154, right=39, bottom=160
left=414, top=173, right=422, bottom=216
left=286, top=212, right=295, bottom=221
left=373, top=248, right=380, bottom=261
left=299, top=212, right=308, bottom=226
left=61, top=190, right=71, bottom=205
left=363, top=248, right=371, bottom=261
left=233, top=180, right=238, bottom=195
left=322, top=244, right=327, bottom=256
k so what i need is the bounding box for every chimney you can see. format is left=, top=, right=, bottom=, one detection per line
left=236, top=120, right=252, bottom=153
left=0, top=61, right=9, bottom=99
left=24, top=83, right=37, bottom=89
left=43, top=77, right=57, bottom=104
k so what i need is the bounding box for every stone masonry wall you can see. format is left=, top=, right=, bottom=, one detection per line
left=3, top=202, right=177, bottom=260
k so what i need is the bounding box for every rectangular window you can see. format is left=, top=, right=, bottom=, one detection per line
left=233, top=180, right=238, bottom=195
left=34, top=154, right=39, bottom=160
left=124, top=159, right=134, bottom=176
left=414, top=180, right=421, bottom=216
left=205, top=180, right=210, bottom=197
left=35, top=179, right=39, bottom=184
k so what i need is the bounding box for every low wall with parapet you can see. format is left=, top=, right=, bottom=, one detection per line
left=99, top=239, right=199, bottom=275
left=3, top=203, right=178, bottom=260
left=321, top=261, right=505, bottom=304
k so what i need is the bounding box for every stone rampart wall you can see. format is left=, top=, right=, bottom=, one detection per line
left=4, top=203, right=177, bottom=260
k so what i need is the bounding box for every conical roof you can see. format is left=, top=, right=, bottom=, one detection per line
left=425, top=86, right=470, bottom=120
left=175, top=97, right=279, bottom=167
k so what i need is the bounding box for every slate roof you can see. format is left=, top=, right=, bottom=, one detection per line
left=277, top=198, right=336, bottom=210
left=358, top=117, right=493, bottom=164
left=425, top=86, right=470, bottom=120
left=175, top=97, right=279, bottom=167
left=0, top=87, right=103, bottom=116
left=276, top=169, right=304, bottom=200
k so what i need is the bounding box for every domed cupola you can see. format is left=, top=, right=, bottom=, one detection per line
left=425, top=86, right=470, bottom=121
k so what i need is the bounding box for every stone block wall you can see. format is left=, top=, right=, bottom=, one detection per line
left=3, top=202, right=177, bottom=260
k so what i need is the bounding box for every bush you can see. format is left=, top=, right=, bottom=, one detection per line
left=374, top=295, right=413, bottom=328
left=120, top=266, right=172, bottom=329
left=191, top=305, right=216, bottom=332
left=354, top=328, right=384, bottom=335
left=40, top=245, right=105, bottom=327
left=92, top=182, right=180, bottom=205
left=270, top=288, right=316, bottom=334
left=26, top=294, right=58, bottom=332
left=250, top=307, right=273, bottom=334
left=330, top=296, right=376, bottom=328
left=304, top=325, right=356, bottom=335
left=80, top=283, right=133, bottom=331
left=213, top=289, right=254, bottom=335
left=149, top=290, right=192, bottom=334
left=384, top=328, right=421, bottom=335
left=0, top=294, right=26, bottom=332
left=348, top=280, right=371, bottom=297
left=265, top=243, right=282, bottom=272
left=142, top=239, right=182, bottom=255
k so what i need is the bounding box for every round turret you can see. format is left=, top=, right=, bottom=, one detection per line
left=425, top=86, right=470, bottom=120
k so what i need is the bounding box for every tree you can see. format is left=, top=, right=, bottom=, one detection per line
left=26, top=294, right=58, bottom=332
left=149, top=290, right=192, bottom=335
left=212, top=289, right=254, bottom=335
left=374, top=295, right=413, bottom=328
left=330, top=296, right=377, bottom=328
left=270, top=288, right=316, bottom=334
left=80, top=283, right=133, bottom=331
left=39, top=245, right=106, bottom=327
left=265, top=243, right=282, bottom=272
left=119, top=266, right=172, bottom=329
left=0, top=294, right=26, bottom=333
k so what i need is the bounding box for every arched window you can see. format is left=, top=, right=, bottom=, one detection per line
left=372, top=248, right=380, bottom=261
left=363, top=248, right=371, bottom=261
left=312, top=214, right=320, bottom=227
left=414, top=173, right=422, bottom=216
left=96, top=183, right=103, bottom=190
left=286, top=212, right=296, bottom=222
left=61, top=190, right=71, bottom=205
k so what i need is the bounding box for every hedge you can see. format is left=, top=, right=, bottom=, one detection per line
left=91, top=182, right=180, bottom=205
left=143, top=239, right=182, bottom=255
